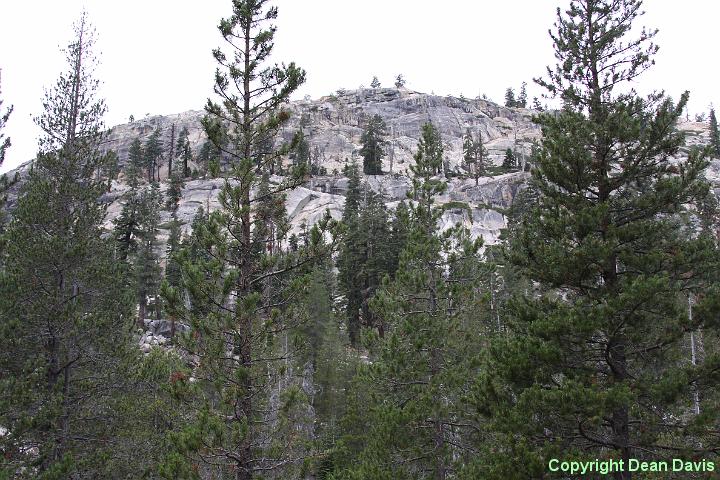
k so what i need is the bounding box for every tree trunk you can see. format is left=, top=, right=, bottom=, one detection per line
left=138, top=289, right=147, bottom=330
left=234, top=19, right=255, bottom=480
left=169, top=124, right=175, bottom=176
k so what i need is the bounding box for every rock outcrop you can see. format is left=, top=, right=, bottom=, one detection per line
left=6, top=88, right=716, bottom=256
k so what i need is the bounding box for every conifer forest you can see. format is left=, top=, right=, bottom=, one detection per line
left=3, top=1, right=720, bottom=479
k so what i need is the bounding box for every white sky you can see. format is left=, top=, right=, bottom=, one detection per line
left=1, top=0, right=718, bottom=173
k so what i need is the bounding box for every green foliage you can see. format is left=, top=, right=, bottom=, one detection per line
left=504, top=87, right=516, bottom=108
left=360, top=114, right=388, bottom=175
left=0, top=14, right=139, bottom=477
left=176, top=126, right=192, bottom=177
left=710, top=108, right=720, bottom=157
left=125, top=137, right=144, bottom=188
left=337, top=160, right=402, bottom=345
left=517, top=81, right=528, bottom=108
left=480, top=0, right=720, bottom=476
left=144, top=127, right=163, bottom=183
left=98, top=149, right=118, bottom=192
left=336, top=121, right=488, bottom=478
left=502, top=147, right=516, bottom=170
left=462, top=128, right=489, bottom=184
left=166, top=172, right=185, bottom=212
left=290, top=129, right=311, bottom=170
left=0, top=75, right=13, bottom=167
left=505, top=83, right=528, bottom=108
left=159, top=1, right=325, bottom=477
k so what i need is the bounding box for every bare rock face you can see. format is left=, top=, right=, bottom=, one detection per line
left=7, top=88, right=716, bottom=258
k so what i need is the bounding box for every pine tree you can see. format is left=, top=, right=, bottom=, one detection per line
left=125, top=137, right=144, bottom=187
left=463, top=128, right=489, bottom=185
left=477, top=1, right=720, bottom=478
left=462, top=128, right=475, bottom=173
left=517, top=81, right=528, bottom=108
left=0, top=71, right=12, bottom=167
left=167, top=123, right=176, bottom=175
left=290, top=129, right=310, bottom=170
left=371, top=76, right=381, bottom=88
left=357, top=187, right=393, bottom=336
left=176, top=126, right=191, bottom=177
left=504, top=87, right=516, bottom=108
left=360, top=114, right=388, bottom=175
left=0, top=14, right=135, bottom=477
left=532, top=96, right=544, bottom=111
left=502, top=147, right=515, bottom=170
left=0, top=73, right=14, bottom=232
left=338, top=122, right=486, bottom=478
left=394, top=74, right=406, bottom=88
left=159, top=2, right=328, bottom=478
left=710, top=108, right=720, bottom=157
left=113, top=187, right=143, bottom=261
left=144, top=127, right=163, bottom=182
left=337, top=160, right=364, bottom=344
left=166, top=172, right=184, bottom=212
left=134, top=184, right=163, bottom=327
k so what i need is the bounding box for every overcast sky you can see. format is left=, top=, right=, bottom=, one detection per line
left=1, top=0, right=717, bottom=173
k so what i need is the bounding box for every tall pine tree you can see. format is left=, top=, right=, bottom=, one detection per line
left=0, top=14, right=134, bottom=477
left=477, top=1, right=720, bottom=478
left=159, top=2, right=330, bottom=478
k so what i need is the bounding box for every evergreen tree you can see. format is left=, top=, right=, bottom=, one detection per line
left=502, top=147, right=515, bottom=170
left=0, top=74, right=14, bottom=232
left=290, top=128, right=311, bottom=170
left=504, top=87, right=516, bottom=107
left=462, top=128, right=489, bottom=185
left=462, top=128, right=475, bottom=172
left=394, top=74, right=406, bottom=88
left=176, top=126, right=191, bottom=177
left=125, top=137, right=144, bottom=188
left=165, top=217, right=183, bottom=290
left=358, top=188, right=393, bottom=334
left=337, top=122, right=486, bottom=478
left=113, top=187, right=143, bottom=261
left=167, top=123, right=176, bottom=175
left=414, top=121, right=443, bottom=177
left=532, top=96, right=544, bottom=111
left=517, top=81, right=528, bottom=108
left=0, top=14, right=135, bottom=477
left=337, top=160, right=364, bottom=344
left=134, top=184, right=163, bottom=326
left=144, top=127, right=163, bottom=182
left=0, top=72, right=12, bottom=166
left=113, top=183, right=163, bottom=326
left=360, top=114, right=388, bottom=175
left=710, top=108, right=720, bottom=157
left=477, top=1, right=720, bottom=478
left=159, top=2, right=327, bottom=478
left=166, top=172, right=185, bottom=212
left=371, top=76, right=381, bottom=88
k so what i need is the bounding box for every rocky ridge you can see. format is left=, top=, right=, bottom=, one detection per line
left=7, top=88, right=716, bottom=253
